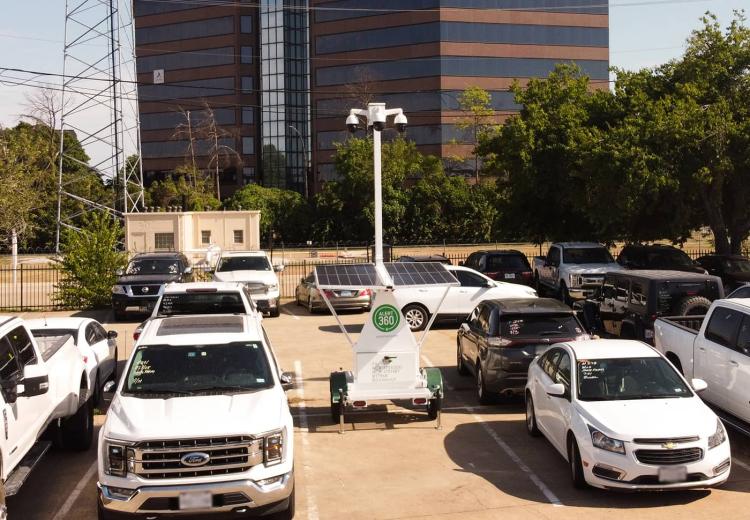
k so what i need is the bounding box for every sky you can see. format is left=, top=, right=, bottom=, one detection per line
left=0, top=0, right=744, bottom=166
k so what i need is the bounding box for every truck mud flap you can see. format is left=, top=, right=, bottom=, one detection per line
left=5, top=441, right=51, bottom=496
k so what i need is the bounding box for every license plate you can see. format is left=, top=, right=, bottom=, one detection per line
left=658, top=466, right=687, bottom=483
left=339, top=291, right=353, bottom=297
left=504, top=273, right=516, bottom=279
left=179, top=491, right=212, bottom=510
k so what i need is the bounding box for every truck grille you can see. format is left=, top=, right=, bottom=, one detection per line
left=244, top=282, right=268, bottom=295
left=579, top=275, right=604, bottom=287
left=635, top=448, right=703, bottom=466
left=133, top=436, right=262, bottom=480
left=130, top=284, right=161, bottom=296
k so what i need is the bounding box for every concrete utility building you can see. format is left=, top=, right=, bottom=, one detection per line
left=133, top=0, right=608, bottom=195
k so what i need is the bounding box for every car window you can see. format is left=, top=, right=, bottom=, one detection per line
left=733, top=315, right=750, bottom=356
left=630, top=281, right=647, bottom=307
left=540, top=349, right=562, bottom=381
left=705, top=307, right=743, bottom=348
left=555, top=352, right=571, bottom=391
left=85, top=324, right=97, bottom=344
left=728, top=285, right=750, bottom=299
left=548, top=247, right=560, bottom=266
left=477, top=306, right=492, bottom=334
left=487, top=254, right=529, bottom=270
left=0, top=335, right=21, bottom=381
left=455, top=270, right=487, bottom=287
left=7, top=326, right=36, bottom=366
left=615, top=278, right=629, bottom=303
left=94, top=323, right=108, bottom=342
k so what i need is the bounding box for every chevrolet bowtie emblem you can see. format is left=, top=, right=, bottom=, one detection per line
left=662, top=442, right=676, bottom=450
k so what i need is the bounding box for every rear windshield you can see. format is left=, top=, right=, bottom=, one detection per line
left=656, top=281, right=722, bottom=314
left=646, top=250, right=694, bottom=268
left=487, top=255, right=529, bottom=270
left=31, top=328, right=77, bottom=345
left=563, top=248, right=614, bottom=264
left=157, top=292, right=246, bottom=316
left=217, top=256, right=270, bottom=272
left=500, top=315, right=583, bottom=339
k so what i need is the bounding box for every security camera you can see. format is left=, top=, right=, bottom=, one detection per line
left=394, top=112, right=407, bottom=134
left=346, top=113, right=359, bottom=133
left=371, top=111, right=386, bottom=132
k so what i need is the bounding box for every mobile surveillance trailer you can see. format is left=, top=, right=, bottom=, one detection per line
left=319, top=103, right=457, bottom=431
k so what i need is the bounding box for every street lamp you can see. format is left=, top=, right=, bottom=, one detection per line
left=346, top=103, right=407, bottom=265
left=288, top=124, right=309, bottom=199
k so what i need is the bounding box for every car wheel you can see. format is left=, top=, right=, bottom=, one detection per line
left=456, top=339, right=469, bottom=376
left=559, top=283, right=572, bottom=307
left=525, top=394, right=541, bottom=437
left=534, top=273, right=542, bottom=294
left=270, top=306, right=280, bottom=318
left=402, top=304, right=429, bottom=332
left=568, top=436, right=588, bottom=489
left=476, top=363, right=493, bottom=405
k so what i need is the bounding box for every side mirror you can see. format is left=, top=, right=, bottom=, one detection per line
left=103, top=380, right=117, bottom=402
left=280, top=372, right=294, bottom=390
left=274, top=264, right=285, bottom=273
left=19, top=364, right=49, bottom=398
left=115, top=268, right=124, bottom=276
left=183, top=266, right=193, bottom=275
left=107, top=330, right=118, bottom=340
left=691, top=378, right=708, bottom=393
left=546, top=382, right=566, bottom=398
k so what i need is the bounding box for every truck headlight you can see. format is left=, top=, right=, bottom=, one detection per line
left=111, top=285, right=126, bottom=295
left=105, top=440, right=134, bottom=477
left=569, top=273, right=581, bottom=287
left=268, top=284, right=279, bottom=292
left=589, top=427, right=626, bottom=455
left=263, top=429, right=284, bottom=466
left=708, top=420, right=726, bottom=449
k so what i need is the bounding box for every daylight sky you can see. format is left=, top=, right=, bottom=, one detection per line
left=0, top=0, right=744, bottom=165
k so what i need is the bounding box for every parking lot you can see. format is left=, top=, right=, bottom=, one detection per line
left=7, top=303, right=750, bottom=520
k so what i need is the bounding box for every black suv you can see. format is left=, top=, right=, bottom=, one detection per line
left=616, top=244, right=705, bottom=273
left=696, top=254, right=750, bottom=292
left=576, top=270, right=724, bottom=343
left=456, top=298, right=587, bottom=404
left=111, top=253, right=193, bottom=320
left=461, top=250, right=533, bottom=286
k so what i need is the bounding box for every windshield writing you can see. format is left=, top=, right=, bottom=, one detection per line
left=500, top=316, right=582, bottom=338
left=577, top=357, right=690, bottom=401
left=127, top=259, right=180, bottom=276
left=158, top=293, right=246, bottom=316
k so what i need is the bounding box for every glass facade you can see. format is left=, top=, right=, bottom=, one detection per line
left=136, top=17, right=234, bottom=45
left=260, top=0, right=311, bottom=194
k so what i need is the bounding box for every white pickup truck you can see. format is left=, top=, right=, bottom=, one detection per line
left=0, top=316, right=93, bottom=518
left=654, top=299, right=750, bottom=433
left=533, top=242, right=623, bottom=304
left=97, top=314, right=295, bottom=519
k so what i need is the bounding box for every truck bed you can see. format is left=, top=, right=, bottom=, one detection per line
left=655, top=315, right=705, bottom=334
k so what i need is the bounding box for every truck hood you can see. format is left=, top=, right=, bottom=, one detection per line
left=105, top=390, right=285, bottom=442
left=213, top=271, right=277, bottom=285
left=575, top=397, right=716, bottom=440
left=117, top=274, right=181, bottom=285
left=564, top=264, right=623, bottom=275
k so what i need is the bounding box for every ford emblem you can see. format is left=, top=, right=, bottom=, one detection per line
left=181, top=452, right=210, bottom=467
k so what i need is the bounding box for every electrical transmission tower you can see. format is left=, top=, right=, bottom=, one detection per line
left=55, top=0, right=143, bottom=253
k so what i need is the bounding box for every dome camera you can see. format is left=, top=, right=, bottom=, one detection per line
left=394, top=112, right=407, bottom=133
left=346, top=113, right=359, bottom=133
left=371, top=111, right=386, bottom=132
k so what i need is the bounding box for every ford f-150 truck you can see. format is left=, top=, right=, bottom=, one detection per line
left=0, top=316, right=93, bottom=518
left=97, top=314, right=295, bottom=519
left=654, top=299, right=750, bottom=433
left=533, top=242, right=623, bottom=304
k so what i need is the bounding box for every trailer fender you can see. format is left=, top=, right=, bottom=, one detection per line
left=423, top=367, right=443, bottom=398
left=329, top=371, right=348, bottom=403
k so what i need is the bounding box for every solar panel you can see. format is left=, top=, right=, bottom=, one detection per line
left=315, top=263, right=380, bottom=289
left=384, top=262, right=459, bottom=287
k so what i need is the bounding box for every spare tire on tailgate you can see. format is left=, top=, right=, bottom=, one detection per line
left=676, top=295, right=712, bottom=316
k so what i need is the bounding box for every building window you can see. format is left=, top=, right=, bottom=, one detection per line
left=241, top=76, right=253, bottom=93
left=201, top=230, right=211, bottom=244
left=243, top=167, right=256, bottom=184
left=241, top=46, right=253, bottom=64
left=233, top=230, right=244, bottom=244
left=241, top=15, right=253, bottom=33
left=242, top=137, right=255, bottom=155
left=154, top=233, right=175, bottom=250
left=242, top=107, right=255, bottom=125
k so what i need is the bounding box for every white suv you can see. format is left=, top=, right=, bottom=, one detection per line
left=213, top=251, right=283, bottom=317
left=97, top=314, right=295, bottom=519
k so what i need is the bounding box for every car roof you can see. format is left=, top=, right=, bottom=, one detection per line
left=139, top=314, right=262, bottom=346
left=219, top=250, right=268, bottom=257
left=621, top=244, right=685, bottom=251
left=26, top=317, right=89, bottom=329
left=561, top=339, right=660, bottom=360
left=132, top=252, right=184, bottom=259
left=556, top=242, right=605, bottom=248
left=471, top=249, right=526, bottom=255
left=484, top=298, right=574, bottom=314
left=162, top=281, right=246, bottom=293
left=606, top=270, right=716, bottom=281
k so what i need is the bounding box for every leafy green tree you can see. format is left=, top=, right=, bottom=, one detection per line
left=55, top=212, right=127, bottom=309
left=224, top=184, right=311, bottom=243
left=145, top=164, right=221, bottom=211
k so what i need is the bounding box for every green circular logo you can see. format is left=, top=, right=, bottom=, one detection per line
left=372, top=304, right=400, bottom=333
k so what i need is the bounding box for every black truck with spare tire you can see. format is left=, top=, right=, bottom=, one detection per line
left=575, top=270, right=724, bottom=343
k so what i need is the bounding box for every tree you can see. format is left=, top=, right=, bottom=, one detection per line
left=456, top=86, right=495, bottom=181
left=55, top=212, right=127, bottom=309
left=145, top=164, right=220, bottom=211
left=224, top=184, right=311, bottom=243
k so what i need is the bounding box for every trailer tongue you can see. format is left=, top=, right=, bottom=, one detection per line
left=316, top=261, right=458, bottom=431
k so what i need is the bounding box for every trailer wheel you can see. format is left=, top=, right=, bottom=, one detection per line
left=427, top=394, right=442, bottom=420
left=60, top=395, right=94, bottom=452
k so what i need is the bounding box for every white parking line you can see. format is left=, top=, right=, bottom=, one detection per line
left=283, top=307, right=300, bottom=320
left=421, top=353, right=562, bottom=507
left=50, top=460, right=98, bottom=520
left=293, top=360, right=319, bottom=520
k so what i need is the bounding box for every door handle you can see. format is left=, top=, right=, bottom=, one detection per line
left=698, top=347, right=706, bottom=352
left=729, top=360, right=739, bottom=367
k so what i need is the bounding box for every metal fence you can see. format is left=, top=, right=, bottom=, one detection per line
left=0, top=247, right=726, bottom=311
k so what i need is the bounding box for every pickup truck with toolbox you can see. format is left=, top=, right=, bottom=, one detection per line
left=533, top=242, right=623, bottom=304
left=654, top=298, right=750, bottom=433
left=0, top=316, right=94, bottom=519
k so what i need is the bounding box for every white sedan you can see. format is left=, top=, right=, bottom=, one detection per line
left=394, top=265, right=537, bottom=331
left=525, top=339, right=731, bottom=490
left=28, top=317, right=118, bottom=404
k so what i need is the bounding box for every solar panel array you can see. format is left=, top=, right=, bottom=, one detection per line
left=315, top=264, right=380, bottom=288
left=385, top=262, right=459, bottom=286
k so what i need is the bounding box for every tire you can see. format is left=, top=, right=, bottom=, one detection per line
left=402, top=304, right=429, bottom=332
left=559, top=283, right=572, bottom=307
left=427, top=394, right=442, bottom=420
left=676, top=295, right=712, bottom=316
left=273, top=487, right=295, bottom=520
left=525, top=394, right=541, bottom=437
left=60, top=396, right=94, bottom=451
left=92, top=372, right=101, bottom=408
left=97, top=500, right=114, bottom=520
left=270, top=307, right=280, bottom=318
left=307, top=297, right=315, bottom=314
left=456, top=339, right=470, bottom=376
left=476, top=363, right=493, bottom=405
left=534, top=273, right=542, bottom=294
left=111, top=347, right=118, bottom=383
left=568, top=437, right=588, bottom=489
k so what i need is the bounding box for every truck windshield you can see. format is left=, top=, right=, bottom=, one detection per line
left=126, top=259, right=180, bottom=275
left=577, top=357, right=691, bottom=401
left=124, top=342, right=273, bottom=396
left=563, top=248, right=614, bottom=264
left=157, top=292, right=246, bottom=316
left=500, top=315, right=583, bottom=338
left=217, top=256, right=271, bottom=272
